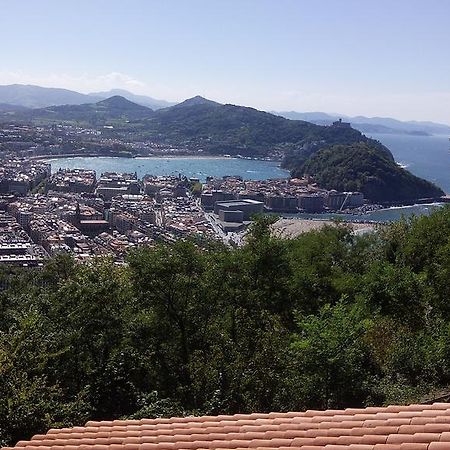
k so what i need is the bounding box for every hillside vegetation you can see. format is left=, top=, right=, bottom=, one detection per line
left=24, top=96, right=154, bottom=123
left=3, top=96, right=444, bottom=201
left=141, top=102, right=379, bottom=156
left=286, top=142, right=444, bottom=202
left=1, top=208, right=450, bottom=445
left=8, top=95, right=388, bottom=157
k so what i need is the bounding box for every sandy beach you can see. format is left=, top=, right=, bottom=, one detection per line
left=33, top=154, right=235, bottom=161
left=272, top=218, right=378, bottom=238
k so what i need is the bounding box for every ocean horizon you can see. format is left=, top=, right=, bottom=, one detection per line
left=369, top=133, right=449, bottom=194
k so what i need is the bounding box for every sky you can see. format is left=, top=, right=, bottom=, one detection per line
left=1, top=0, right=449, bottom=123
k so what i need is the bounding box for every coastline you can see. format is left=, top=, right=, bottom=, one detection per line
left=30, top=153, right=123, bottom=160
left=134, top=155, right=233, bottom=160
left=32, top=153, right=237, bottom=161
left=279, top=202, right=445, bottom=224
left=33, top=154, right=447, bottom=213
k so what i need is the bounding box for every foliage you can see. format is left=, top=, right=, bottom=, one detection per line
left=1, top=207, right=450, bottom=445
left=190, top=181, right=203, bottom=197
left=286, top=142, right=444, bottom=202
left=9, top=97, right=388, bottom=158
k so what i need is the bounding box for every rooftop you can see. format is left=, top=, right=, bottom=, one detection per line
left=216, top=199, right=263, bottom=207
left=5, top=402, right=450, bottom=449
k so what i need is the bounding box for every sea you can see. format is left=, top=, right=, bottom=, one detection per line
left=282, top=203, right=445, bottom=223
left=368, top=133, right=449, bottom=194
left=46, top=156, right=289, bottom=181
left=45, top=133, right=449, bottom=223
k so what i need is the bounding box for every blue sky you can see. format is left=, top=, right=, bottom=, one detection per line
left=1, top=0, right=449, bottom=123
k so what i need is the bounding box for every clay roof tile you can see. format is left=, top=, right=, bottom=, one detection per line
left=6, top=403, right=450, bottom=450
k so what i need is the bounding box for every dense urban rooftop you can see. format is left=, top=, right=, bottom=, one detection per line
left=0, top=155, right=372, bottom=265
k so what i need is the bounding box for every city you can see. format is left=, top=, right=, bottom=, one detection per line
left=0, top=153, right=368, bottom=265
left=2, top=1, right=450, bottom=449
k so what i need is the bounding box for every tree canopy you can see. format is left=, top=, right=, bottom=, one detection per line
left=1, top=207, right=450, bottom=445
left=286, top=142, right=444, bottom=202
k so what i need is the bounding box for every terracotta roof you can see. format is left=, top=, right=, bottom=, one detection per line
left=4, top=403, right=450, bottom=450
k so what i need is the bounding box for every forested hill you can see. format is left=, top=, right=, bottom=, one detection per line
left=286, top=142, right=444, bottom=203
left=17, top=95, right=154, bottom=122
left=2, top=96, right=444, bottom=201
left=7, top=95, right=391, bottom=158
left=1, top=208, right=450, bottom=445
left=141, top=101, right=389, bottom=157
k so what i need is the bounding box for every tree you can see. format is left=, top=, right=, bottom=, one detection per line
left=290, top=300, right=374, bottom=409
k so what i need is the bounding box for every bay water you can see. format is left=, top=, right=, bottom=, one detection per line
left=46, top=156, right=289, bottom=181
left=46, top=133, right=449, bottom=223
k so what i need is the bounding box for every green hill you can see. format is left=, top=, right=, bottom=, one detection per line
left=88, top=89, right=176, bottom=109
left=3, top=95, right=443, bottom=201
left=136, top=100, right=387, bottom=157
left=18, top=95, right=154, bottom=123
left=289, top=142, right=444, bottom=202
left=7, top=95, right=389, bottom=158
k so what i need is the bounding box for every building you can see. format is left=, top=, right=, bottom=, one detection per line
left=216, top=209, right=245, bottom=232
left=345, top=191, right=364, bottom=208
left=8, top=179, right=30, bottom=195
left=298, top=194, right=325, bottom=212
left=332, top=117, right=352, bottom=128
left=0, top=211, right=47, bottom=266
left=15, top=210, right=33, bottom=229
left=201, top=190, right=236, bottom=211
left=218, top=209, right=244, bottom=223
left=237, top=192, right=265, bottom=202
left=77, top=219, right=110, bottom=235
left=109, top=211, right=135, bottom=234
left=326, top=191, right=364, bottom=210
left=96, top=172, right=141, bottom=200
left=0, top=159, right=51, bottom=196
left=200, top=193, right=214, bottom=209
left=47, top=169, right=96, bottom=193
left=0, top=253, right=45, bottom=266
left=214, top=199, right=264, bottom=221
left=265, top=195, right=298, bottom=212
left=326, top=191, right=347, bottom=210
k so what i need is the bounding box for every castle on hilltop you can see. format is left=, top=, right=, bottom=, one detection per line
left=332, top=117, right=352, bottom=128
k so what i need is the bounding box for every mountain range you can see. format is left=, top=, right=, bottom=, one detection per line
left=0, top=84, right=98, bottom=109
left=276, top=111, right=450, bottom=136
left=14, top=95, right=154, bottom=122
left=0, top=84, right=448, bottom=134
left=88, top=88, right=175, bottom=109
left=6, top=94, right=378, bottom=157
left=0, top=84, right=174, bottom=110
left=0, top=89, right=444, bottom=202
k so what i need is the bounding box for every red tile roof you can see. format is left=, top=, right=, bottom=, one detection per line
left=4, top=403, right=450, bottom=450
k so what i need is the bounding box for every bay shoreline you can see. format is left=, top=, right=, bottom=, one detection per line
left=31, top=153, right=236, bottom=161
